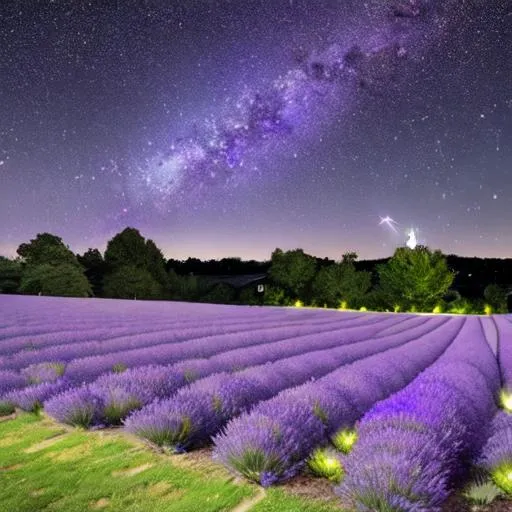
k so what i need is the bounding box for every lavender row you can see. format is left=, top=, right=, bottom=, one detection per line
left=0, top=370, right=26, bottom=396
left=0, top=295, right=341, bottom=327
left=0, top=308, right=336, bottom=357
left=0, top=317, right=200, bottom=342
left=476, top=317, right=512, bottom=497
left=0, top=296, right=336, bottom=339
left=53, top=314, right=390, bottom=383
left=125, top=316, right=449, bottom=451
left=0, top=312, right=362, bottom=372
left=1, top=313, right=397, bottom=407
left=479, top=412, right=512, bottom=495
left=42, top=314, right=409, bottom=424
left=212, top=316, right=465, bottom=486
left=339, top=317, right=500, bottom=511
left=495, top=316, right=512, bottom=389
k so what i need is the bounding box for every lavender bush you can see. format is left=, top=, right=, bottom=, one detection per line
left=338, top=317, right=500, bottom=511
left=44, top=314, right=400, bottom=426
left=213, top=316, right=463, bottom=485
left=478, top=317, right=512, bottom=496
left=126, top=316, right=446, bottom=450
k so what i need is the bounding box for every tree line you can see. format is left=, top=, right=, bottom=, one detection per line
left=0, top=227, right=509, bottom=314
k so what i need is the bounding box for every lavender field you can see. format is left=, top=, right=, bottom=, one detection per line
left=1, top=295, right=512, bottom=511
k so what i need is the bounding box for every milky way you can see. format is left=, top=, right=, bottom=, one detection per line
left=1, top=0, right=510, bottom=260
left=129, top=0, right=468, bottom=210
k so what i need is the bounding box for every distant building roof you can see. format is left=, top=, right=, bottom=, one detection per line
left=201, top=273, right=268, bottom=289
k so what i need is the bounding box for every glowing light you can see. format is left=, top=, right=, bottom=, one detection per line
left=338, top=300, right=348, bottom=311
left=379, top=216, right=398, bottom=233
left=500, top=390, right=512, bottom=412
left=406, top=228, right=417, bottom=249
left=307, top=448, right=344, bottom=483
left=294, top=300, right=304, bottom=308
left=324, top=457, right=340, bottom=469
left=332, top=428, right=358, bottom=454
left=432, top=305, right=442, bottom=314
left=359, top=306, right=367, bottom=312
left=492, top=462, right=512, bottom=495
left=484, top=304, right=493, bottom=315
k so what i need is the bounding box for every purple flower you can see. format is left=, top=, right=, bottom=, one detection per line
left=45, top=386, right=105, bottom=427
left=337, top=317, right=499, bottom=511
left=21, top=362, right=66, bottom=384
left=0, top=370, right=25, bottom=395
left=5, top=378, right=71, bottom=412
left=213, top=406, right=324, bottom=486
left=124, top=393, right=216, bottom=451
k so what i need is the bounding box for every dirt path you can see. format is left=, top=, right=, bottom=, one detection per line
left=231, top=487, right=266, bottom=512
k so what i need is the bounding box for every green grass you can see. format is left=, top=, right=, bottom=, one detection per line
left=251, top=489, right=342, bottom=512
left=0, top=414, right=345, bottom=512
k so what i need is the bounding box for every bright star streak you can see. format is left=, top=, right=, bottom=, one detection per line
left=379, top=216, right=399, bottom=233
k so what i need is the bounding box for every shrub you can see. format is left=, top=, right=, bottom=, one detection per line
left=0, top=400, right=15, bottom=416
left=45, top=387, right=104, bottom=428
left=21, top=362, right=66, bottom=384
left=307, top=448, right=344, bottom=482
left=112, top=363, right=128, bottom=374
left=331, top=428, right=358, bottom=454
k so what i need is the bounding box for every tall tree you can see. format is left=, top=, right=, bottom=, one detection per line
left=77, top=249, right=108, bottom=297
left=145, top=239, right=169, bottom=289
left=103, top=266, right=161, bottom=300
left=377, top=246, right=455, bottom=312
left=0, top=257, right=23, bottom=294
left=104, top=228, right=148, bottom=270
left=19, top=263, right=91, bottom=297
left=103, top=228, right=169, bottom=299
left=484, top=284, right=508, bottom=313
left=269, top=248, right=317, bottom=301
left=16, top=233, right=91, bottom=297
left=17, top=233, right=78, bottom=267
left=311, top=252, right=371, bottom=308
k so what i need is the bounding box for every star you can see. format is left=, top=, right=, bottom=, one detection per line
left=379, top=216, right=399, bottom=233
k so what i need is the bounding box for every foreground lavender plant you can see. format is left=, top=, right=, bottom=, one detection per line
left=45, top=387, right=105, bottom=427
left=338, top=317, right=500, bottom=511
left=213, top=317, right=463, bottom=485
left=478, top=318, right=512, bottom=495
left=44, top=314, right=403, bottom=427
left=21, top=362, right=66, bottom=384
left=0, top=370, right=26, bottom=395
left=5, top=379, right=71, bottom=412
left=127, top=317, right=446, bottom=451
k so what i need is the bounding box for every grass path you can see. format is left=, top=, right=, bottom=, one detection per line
left=0, top=413, right=342, bottom=512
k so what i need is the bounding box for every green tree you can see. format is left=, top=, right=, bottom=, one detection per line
left=239, top=287, right=260, bottom=305
left=17, top=233, right=78, bottom=266
left=16, top=233, right=91, bottom=297
left=0, top=257, right=23, bottom=293
left=377, top=246, right=455, bottom=312
left=167, top=270, right=210, bottom=301
left=104, top=228, right=148, bottom=269
left=268, top=248, right=317, bottom=302
left=19, top=263, right=92, bottom=297
left=104, top=228, right=169, bottom=299
left=77, top=249, right=107, bottom=297
left=263, top=285, right=290, bottom=306
left=311, top=266, right=338, bottom=307
left=311, top=252, right=371, bottom=308
left=103, top=266, right=161, bottom=300
left=484, top=284, right=508, bottom=313
left=200, top=283, right=236, bottom=304
left=144, top=239, right=170, bottom=290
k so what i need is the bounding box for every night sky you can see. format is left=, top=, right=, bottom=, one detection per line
left=1, top=1, right=511, bottom=261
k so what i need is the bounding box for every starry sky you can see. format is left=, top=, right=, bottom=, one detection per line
left=1, top=0, right=511, bottom=261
